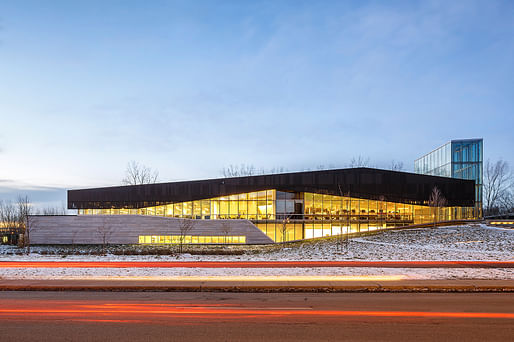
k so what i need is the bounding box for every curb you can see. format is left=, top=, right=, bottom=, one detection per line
left=1, top=280, right=513, bottom=293
left=1, top=286, right=513, bottom=293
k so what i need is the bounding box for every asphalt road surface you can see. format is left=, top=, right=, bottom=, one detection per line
left=0, top=292, right=512, bottom=341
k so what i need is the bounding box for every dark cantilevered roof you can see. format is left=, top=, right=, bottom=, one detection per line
left=68, top=168, right=475, bottom=209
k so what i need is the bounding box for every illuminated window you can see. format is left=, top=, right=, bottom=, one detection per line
left=138, top=235, right=248, bottom=244
left=83, top=188, right=476, bottom=244
left=165, top=204, right=173, bottom=216
left=174, top=203, right=182, bottom=217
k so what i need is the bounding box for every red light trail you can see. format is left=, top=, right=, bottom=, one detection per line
left=0, top=302, right=513, bottom=321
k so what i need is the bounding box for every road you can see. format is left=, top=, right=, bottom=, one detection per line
left=0, top=292, right=512, bottom=341
left=1, top=260, right=513, bottom=268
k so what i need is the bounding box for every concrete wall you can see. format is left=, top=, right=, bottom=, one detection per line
left=28, top=215, right=274, bottom=245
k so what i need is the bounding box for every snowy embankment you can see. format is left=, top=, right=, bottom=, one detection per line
left=0, top=225, right=512, bottom=280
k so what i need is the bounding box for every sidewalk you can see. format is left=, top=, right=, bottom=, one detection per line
left=1, top=278, right=512, bottom=292
left=1, top=261, right=513, bottom=268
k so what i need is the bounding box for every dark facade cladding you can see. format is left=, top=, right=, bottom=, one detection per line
left=68, top=168, right=475, bottom=210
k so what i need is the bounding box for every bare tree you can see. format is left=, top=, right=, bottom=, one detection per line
left=24, top=216, right=33, bottom=253
left=497, top=191, right=514, bottom=214
left=122, top=161, right=159, bottom=185
left=429, top=186, right=447, bottom=227
left=220, top=220, right=232, bottom=243
left=483, top=159, right=513, bottom=215
left=17, top=196, right=33, bottom=253
left=96, top=218, right=113, bottom=255
left=221, top=164, right=256, bottom=177
left=17, top=196, right=32, bottom=228
left=390, top=160, right=404, bottom=171
left=0, top=200, right=18, bottom=230
left=178, top=219, right=195, bottom=253
left=1, top=196, right=37, bottom=250
left=41, top=207, right=54, bottom=215
left=1, top=200, right=20, bottom=247
left=268, top=166, right=286, bottom=174
left=337, top=185, right=350, bottom=253
left=41, top=205, right=67, bottom=215
left=0, top=196, right=37, bottom=252
left=24, top=216, right=41, bottom=254
left=349, top=156, right=371, bottom=168
left=222, top=164, right=288, bottom=177
left=280, top=215, right=292, bottom=245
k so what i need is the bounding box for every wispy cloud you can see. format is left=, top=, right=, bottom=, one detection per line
left=0, top=0, right=512, bottom=196
left=0, top=181, right=67, bottom=209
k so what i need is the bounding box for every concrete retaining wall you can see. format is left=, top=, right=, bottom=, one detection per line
left=27, top=215, right=274, bottom=245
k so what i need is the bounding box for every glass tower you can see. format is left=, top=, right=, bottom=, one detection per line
left=415, top=139, right=483, bottom=216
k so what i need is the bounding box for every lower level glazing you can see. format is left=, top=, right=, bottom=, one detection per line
left=78, top=190, right=476, bottom=242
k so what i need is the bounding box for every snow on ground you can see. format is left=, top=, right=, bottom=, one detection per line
left=260, top=223, right=514, bottom=262
left=1, top=224, right=512, bottom=262
left=0, top=266, right=512, bottom=281
left=0, top=225, right=512, bottom=280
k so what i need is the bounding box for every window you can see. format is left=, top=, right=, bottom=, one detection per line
left=138, top=235, right=247, bottom=244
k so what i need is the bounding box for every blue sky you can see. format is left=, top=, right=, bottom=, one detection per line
left=0, top=0, right=513, bottom=208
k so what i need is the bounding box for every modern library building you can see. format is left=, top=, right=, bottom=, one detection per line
left=29, top=167, right=477, bottom=245
left=415, top=138, right=483, bottom=215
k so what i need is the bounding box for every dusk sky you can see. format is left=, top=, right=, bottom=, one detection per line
left=1, top=0, right=513, bottom=208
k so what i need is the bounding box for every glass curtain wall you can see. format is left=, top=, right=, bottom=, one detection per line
left=451, top=140, right=483, bottom=213
left=415, top=139, right=483, bottom=217
left=414, top=142, right=452, bottom=177
left=78, top=190, right=475, bottom=243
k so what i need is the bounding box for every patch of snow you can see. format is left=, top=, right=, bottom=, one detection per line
left=0, top=266, right=512, bottom=281
left=1, top=225, right=512, bottom=280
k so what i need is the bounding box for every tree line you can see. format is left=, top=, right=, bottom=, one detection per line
left=483, top=159, right=513, bottom=216
left=0, top=196, right=67, bottom=248
left=220, top=157, right=404, bottom=178
left=0, top=197, right=67, bottom=229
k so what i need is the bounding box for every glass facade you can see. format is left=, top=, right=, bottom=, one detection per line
left=78, top=189, right=475, bottom=243
left=414, top=142, right=452, bottom=177
left=415, top=139, right=483, bottom=216
left=451, top=140, right=483, bottom=208
left=138, top=235, right=246, bottom=244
